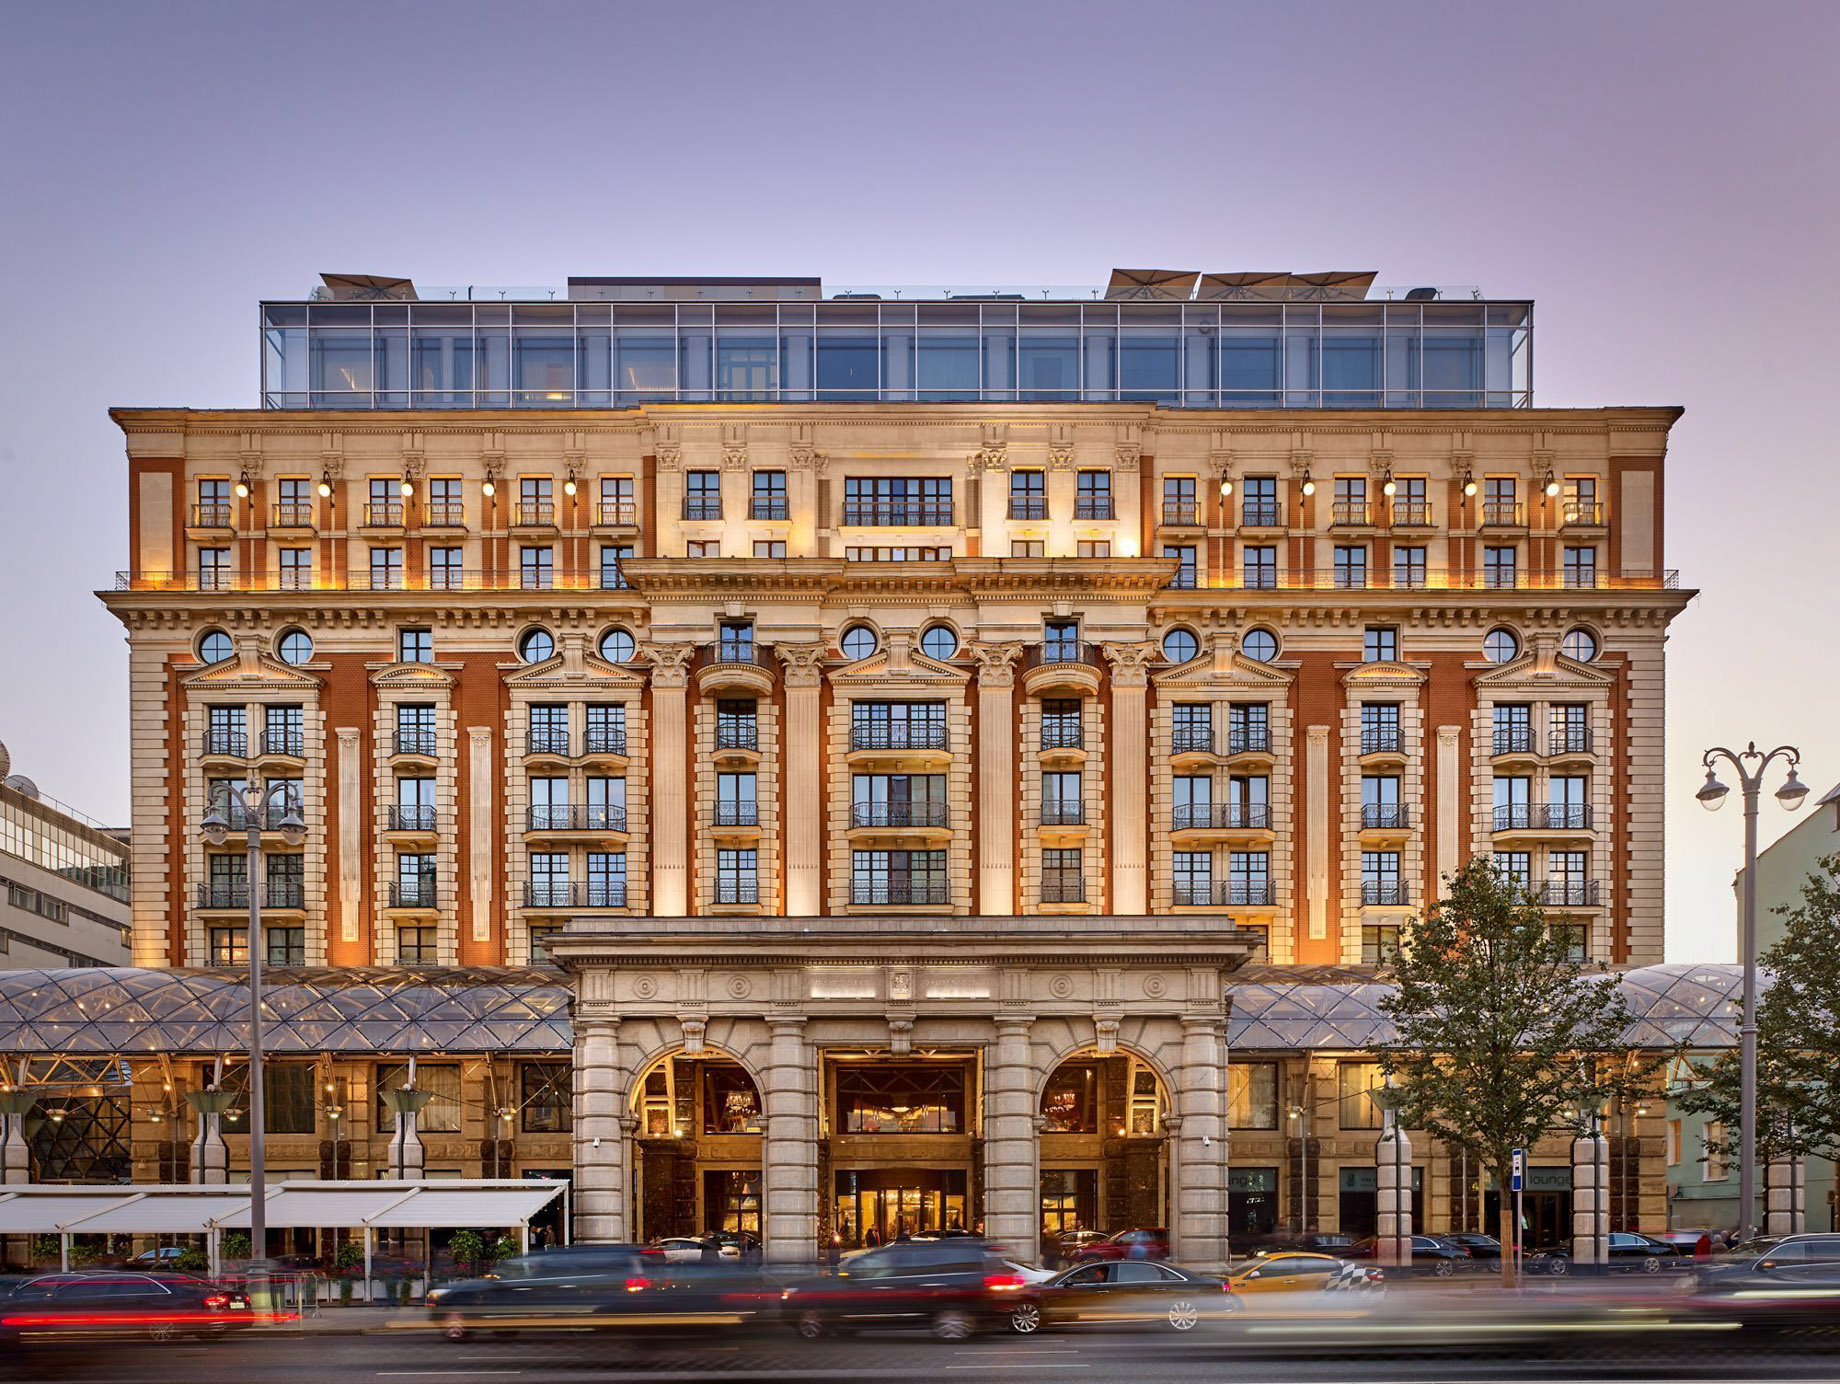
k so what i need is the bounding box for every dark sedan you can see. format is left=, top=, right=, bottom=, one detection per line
left=1013, top=1260, right=1238, bottom=1334
left=1440, top=1232, right=1503, bottom=1265
left=780, top=1239, right=1027, bottom=1341
left=1528, top=1231, right=1681, bottom=1276
left=1346, top=1235, right=1473, bottom=1277
left=1694, top=1232, right=1840, bottom=1326
left=0, top=1272, right=250, bottom=1342
left=1068, top=1227, right=1171, bottom=1263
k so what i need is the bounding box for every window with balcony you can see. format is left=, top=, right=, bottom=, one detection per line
left=1493, top=775, right=1531, bottom=829
left=713, top=699, right=757, bottom=753
left=1492, top=851, right=1532, bottom=892
left=427, top=477, right=463, bottom=527
left=591, top=475, right=634, bottom=529
left=1359, top=702, right=1400, bottom=755
left=520, top=545, right=554, bottom=589
left=1172, top=703, right=1212, bottom=754
left=1229, top=1062, right=1279, bottom=1129
left=1172, top=850, right=1212, bottom=905
left=717, top=772, right=758, bottom=827
left=1162, top=475, right=1199, bottom=526
left=198, top=546, right=233, bottom=590
left=684, top=471, right=722, bottom=521
left=278, top=547, right=312, bottom=589
left=750, top=470, right=788, bottom=520
left=1548, top=849, right=1591, bottom=908
left=517, top=476, right=555, bottom=528
left=1550, top=704, right=1591, bottom=755
left=1360, top=775, right=1402, bottom=829
left=197, top=478, right=236, bottom=526
left=398, top=627, right=433, bottom=664
left=1041, top=698, right=1082, bottom=751
left=1041, top=847, right=1084, bottom=902
left=263, top=705, right=303, bottom=757
left=716, top=848, right=758, bottom=904
left=1493, top=704, right=1532, bottom=756
left=1041, top=771, right=1082, bottom=826
left=1362, top=850, right=1404, bottom=905
left=393, top=776, right=435, bottom=833
left=1563, top=477, right=1601, bottom=526
left=1333, top=476, right=1369, bottom=526
left=1549, top=775, right=1589, bottom=828
left=1229, top=774, right=1269, bottom=827
left=528, top=850, right=569, bottom=906
left=1009, top=469, right=1046, bottom=520
left=395, top=703, right=436, bottom=756
left=1164, top=544, right=1198, bottom=588
left=1244, top=545, right=1276, bottom=588
left=1391, top=476, right=1430, bottom=526
left=1075, top=470, right=1113, bottom=519
left=586, top=703, right=627, bottom=756
left=430, top=545, right=463, bottom=589
left=1173, top=775, right=1212, bottom=830
left=1241, top=476, right=1280, bottom=527
left=586, top=851, right=626, bottom=906
left=364, top=477, right=404, bottom=527
left=600, top=543, right=633, bottom=588
left=1043, top=620, right=1081, bottom=661
left=852, top=774, right=945, bottom=828
left=717, top=622, right=754, bottom=662
left=843, top=476, right=952, bottom=526
left=851, top=849, right=947, bottom=905
left=529, top=705, right=570, bottom=757
left=1228, top=702, right=1269, bottom=754
left=393, top=853, right=437, bottom=908
left=528, top=775, right=569, bottom=830
left=1393, top=545, right=1426, bottom=589
left=586, top=776, right=625, bottom=830
left=369, top=546, right=403, bottom=590
left=851, top=701, right=945, bottom=751
left=1564, top=545, right=1598, bottom=589
left=1011, top=539, right=1045, bottom=557
left=1483, top=545, right=1518, bottom=589
left=1333, top=545, right=1368, bottom=589
left=1076, top=540, right=1110, bottom=558
left=1362, top=923, right=1402, bottom=966
left=1362, top=626, right=1397, bottom=662
left=1227, top=851, right=1269, bottom=905
left=205, top=705, right=246, bottom=757
left=274, top=476, right=313, bottom=528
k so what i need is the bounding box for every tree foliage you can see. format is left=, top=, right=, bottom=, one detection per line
left=1378, top=858, right=1640, bottom=1200
left=1676, top=854, right=1840, bottom=1163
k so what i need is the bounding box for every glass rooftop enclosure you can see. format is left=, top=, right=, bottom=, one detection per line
left=261, top=270, right=1532, bottom=411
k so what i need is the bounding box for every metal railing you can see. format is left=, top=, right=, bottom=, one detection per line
left=1390, top=500, right=1434, bottom=526
left=1025, top=641, right=1100, bottom=669
left=201, top=729, right=247, bottom=756
left=190, top=503, right=233, bottom=528
left=1480, top=501, right=1525, bottom=527
left=1360, top=804, right=1411, bottom=830
left=1332, top=502, right=1372, bottom=526
left=1167, top=568, right=1199, bottom=589
left=841, top=501, right=953, bottom=526
left=712, top=641, right=764, bottom=665
left=393, top=729, right=437, bottom=756
left=362, top=502, right=405, bottom=527
left=524, top=880, right=627, bottom=909
left=387, top=805, right=438, bottom=832
left=713, top=802, right=761, bottom=827
left=196, top=880, right=305, bottom=909
left=851, top=723, right=948, bottom=752
left=1493, top=804, right=1594, bottom=831
left=425, top=501, right=466, bottom=527
left=584, top=726, right=628, bottom=756
left=712, top=879, right=760, bottom=905
left=387, top=879, right=439, bottom=907
left=1074, top=498, right=1115, bottom=520
left=1548, top=727, right=1595, bottom=755
left=527, top=728, right=572, bottom=756
left=1171, top=727, right=1214, bottom=755
left=1360, top=727, right=1404, bottom=755
left=514, top=501, right=557, bottom=526
left=270, top=503, right=315, bottom=528
left=1009, top=497, right=1048, bottom=521
left=1040, top=879, right=1087, bottom=904
left=1172, top=803, right=1271, bottom=831
left=850, top=880, right=950, bottom=906
left=749, top=497, right=790, bottom=521
left=598, top=500, right=639, bottom=526
left=260, top=727, right=304, bottom=756
left=1536, top=879, right=1602, bottom=907
left=1361, top=880, right=1410, bottom=906
left=1171, top=880, right=1275, bottom=907
left=850, top=802, right=948, bottom=829
left=222, top=802, right=299, bottom=832
left=527, top=804, right=628, bottom=832
left=1039, top=802, right=1086, bottom=826
left=683, top=498, right=724, bottom=521
left=1039, top=723, right=1085, bottom=751
left=1227, top=727, right=1272, bottom=755
left=1561, top=501, right=1605, bottom=527
left=1161, top=500, right=1201, bottom=526
left=715, top=723, right=759, bottom=752
left=1492, top=727, right=1536, bottom=756
left=1241, top=501, right=1283, bottom=527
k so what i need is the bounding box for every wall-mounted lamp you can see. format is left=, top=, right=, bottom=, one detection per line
left=481, top=478, right=496, bottom=497
left=1461, top=470, right=1477, bottom=497
left=563, top=471, right=578, bottom=498
left=1381, top=469, right=1396, bottom=497
left=1544, top=471, right=1560, bottom=498
left=399, top=478, right=415, bottom=498
left=317, top=472, right=333, bottom=499
left=235, top=470, right=251, bottom=499
left=1300, top=469, right=1315, bottom=497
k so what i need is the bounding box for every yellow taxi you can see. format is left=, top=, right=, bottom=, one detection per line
left=1225, top=1252, right=1383, bottom=1312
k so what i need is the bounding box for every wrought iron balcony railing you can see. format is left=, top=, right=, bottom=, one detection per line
left=527, top=804, right=628, bottom=832
left=1241, top=500, right=1284, bottom=527
left=1361, top=880, right=1411, bottom=906
left=1493, top=804, right=1595, bottom=831
left=1390, top=500, right=1434, bottom=527
left=1492, top=727, right=1536, bottom=756
left=1547, top=727, right=1595, bottom=755
left=713, top=879, right=760, bottom=905
left=1171, top=880, right=1276, bottom=907
left=270, top=502, right=315, bottom=528
left=750, top=498, right=790, bottom=521
left=1074, top=497, right=1115, bottom=520
left=259, top=727, right=304, bottom=757
left=1172, top=803, right=1272, bottom=831
left=598, top=500, right=639, bottom=526
left=1536, top=879, right=1602, bottom=907
left=363, top=502, right=405, bottom=527
left=841, top=501, right=953, bottom=527
left=196, top=880, right=305, bottom=909
left=851, top=723, right=948, bottom=752
left=584, top=726, right=628, bottom=756
left=393, top=729, right=438, bottom=757
left=1171, top=727, right=1214, bottom=755
left=1480, top=501, right=1525, bottom=527
left=1331, top=502, right=1372, bottom=526
left=1161, top=500, right=1201, bottom=526
left=425, top=501, right=466, bottom=527
left=387, top=878, right=439, bottom=907
left=715, top=723, right=759, bottom=753
left=713, top=802, right=761, bottom=828
left=191, top=503, right=233, bottom=528
left=1039, top=723, right=1085, bottom=751
left=1359, top=804, right=1411, bottom=830
left=523, top=880, right=627, bottom=909
left=1360, top=727, right=1404, bottom=755
left=851, top=880, right=950, bottom=906
left=527, top=728, right=572, bottom=756
left=1039, top=802, right=1086, bottom=826
left=683, top=498, right=724, bottom=522
left=1040, top=880, right=1087, bottom=904
left=850, top=802, right=948, bottom=829
left=387, top=805, right=437, bottom=832
left=201, top=729, right=247, bottom=756
left=514, top=501, right=557, bottom=527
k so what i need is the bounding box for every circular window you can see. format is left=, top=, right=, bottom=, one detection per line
left=1242, top=628, right=1279, bottom=663
left=199, top=629, right=233, bottom=664
left=1161, top=628, right=1200, bottom=663
left=276, top=629, right=313, bottom=665
left=1484, top=627, right=1521, bottom=664
left=840, top=625, right=879, bottom=660
left=598, top=628, right=635, bottom=664
left=1562, top=627, right=1599, bottom=662
left=518, top=627, right=555, bottom=663
left=921, top=624, right=959, bottom=660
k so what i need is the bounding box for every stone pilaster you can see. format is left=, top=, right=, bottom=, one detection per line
left=1103, top=643, right=1155, bottom=914
left=984, top=1015, right=1038, bottom=1262
left=762, top=1016, right=820, bottom=1262
left=335, top=727, right=364, bottom=948
left=1305, top=726, right=1330, bottom=944
left=646, top=646, right=694, bottom=917
left=969, top=644, right=1021, bottom=913
left=1766, top=1152, right=1807, bottom=1237
left=467, top=727, right=494, bottom=944
left=777, top=645, right=825, bottom=916
left=1175, top=1014, right=1229, bottom=1270
left=1571, top=1127, right=1609, bottom=1268
left=1435, top=725, right=1461, bottom=897
left=573, top=1017, right=632, bottom=1242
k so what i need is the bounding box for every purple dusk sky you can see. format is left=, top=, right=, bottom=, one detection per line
left=1, top=1, right=1834, bottom=963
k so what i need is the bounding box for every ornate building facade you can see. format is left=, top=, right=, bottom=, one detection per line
left=36, top=272, right=1699, bottom=1264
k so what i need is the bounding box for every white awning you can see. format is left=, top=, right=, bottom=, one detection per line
left=364, top=1183, right=564, bottom=1229
left=0, top=1191, right=139, bottom=1234
left=211, top=1180, right=563, bottom=1230
left=58, top=1190, right=250, bottom=1234
left=212, top=1184, right=416, bottom=1230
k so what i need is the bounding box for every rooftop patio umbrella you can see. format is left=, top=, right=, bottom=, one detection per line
left=1289, top=271, right=1378, bottom=302
left=1104, top=268, right=1200, bottom=301
left=319, top=274, right=418, bottom=301
left=1195, top=272, right=1292, bottom=301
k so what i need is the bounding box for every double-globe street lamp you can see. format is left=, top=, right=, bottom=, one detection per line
left=1696, top=743, right=1810, bottom=1241
left=200, top=781, right=306, bottom=1272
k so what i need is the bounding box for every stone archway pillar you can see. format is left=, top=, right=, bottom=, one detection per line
left=1571, top=1124, right=1609, bottom=1269
left=1174, top=1015, right=1229, bottom=1270
left=1766, top=1152, right=1806, bottom=1237
left=763, top=1017, right=819, bottom=1263
left=574, top=1018, right=633, bottom=1242
left=984, top=1017, right=1038, bottom=1262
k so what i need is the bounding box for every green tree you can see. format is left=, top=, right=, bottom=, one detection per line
left=1677, top=855, right=1840, bottom=1167
left=1378, top=857, right=1640, bottom=1284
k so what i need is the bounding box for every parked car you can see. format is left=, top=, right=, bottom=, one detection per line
left=703, top=1231, right=760, bottom=1261
left=1439, top=1233, right=1502, bottom=1266
left=1068, top=1228, right=1170, bottom=1263
left=128, top=1247, right=191, bottom=1268
left=1013, top=1260, right=1237, bottom=1334
left=780, top=1239, right=1028, bottom=1340
left=1527, top=1231, right=1681, bottom=1276
left=1655, top=1228, right=1719, bottom=1258
left=1346, top=1235, right=1472, bottom=1277
left=1227, top=1253, right=1384, bottom=1297
left=0, top=1272, right=250, bottom=1343
left=652, top=1237, right=723, bottom=1264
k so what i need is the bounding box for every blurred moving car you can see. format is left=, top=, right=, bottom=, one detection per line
left=1000, top=1258, right=1057, bottom=1285
left=428, top=1246, right=664, bottom=1338
left=653, top=1237, right=722, bottom=1264
left=703, top=1231, right=761, bottom=1261
left=1655, top=1228, right=1719, bottom=1258
left=1068, top=1227, right=1170, bottom=1263
left=127, top=1247, right=191, bottom=1268
left=1527, top=1231, right=1681, bottom=1276
left=0, top=1273, right=250, bottom=1342
left=1346, top=1235, right=1472, bottom=1277
left=1695, top=1233, right=1840, bottom=1325
left=1439, top=1233, right=1502, bottom=1266
left=1013, top=1260, right=1236, bottom=1334
left=780, top=1239, right=1027, bottom=1341
left=1259, top=1233, right=1360, bottom=1258
left=1227, top=1253, right=1384, bottom=1297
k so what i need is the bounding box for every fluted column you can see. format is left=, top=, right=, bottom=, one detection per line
left=574, top=1016, right=633, bottom=1242
left=969, top=645, right=1022, bottom=913
left=984, top=1016, right=1038, bottom=1262
left=1175, top=1014, right=1229, bottom=1270
left=1103, top=643, right=1156, bottom=914
left=777, top=645, right=826, bottom=916
left=645, top=645, right=695, bottom=917
left=763, top=1017, right=819, bottom=1262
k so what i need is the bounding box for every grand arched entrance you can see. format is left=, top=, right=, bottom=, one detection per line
left=628, top=1051, right=764, bottom=1242
left=1038, top=1050, right=1170, bottom=1246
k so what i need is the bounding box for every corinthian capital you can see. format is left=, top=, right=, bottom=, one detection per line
left=966, top=642, right=1024, bottom=688
left=642, top=643, right=696, bottom=687
left=1102, top=641, right=1159, bottom=686
left=775, top=642, right=827, bottom=688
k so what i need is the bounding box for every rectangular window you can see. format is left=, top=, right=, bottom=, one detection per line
left=850, top=849, right=948, bottom=905
left=1494, top=850, right=1531, bottom=885
left=1076, top=540, right=1111, bottom=558
left=1483, top=545, right=1518, bottom=589
left=427, top=477, right=463, bottom=527
left=517, top=476, right=554, bottom=526
left=520, top=545, right=554, bottom=589
left=1008, top=470, right=1046, bottom=520
left=398, top=628, right=432, bottom=664
left=1333, top=545, right=1368, bottom=589
left=598, top=475, right=636, bottom=526
left=528, top=704, right=570, bottom=756
left=1242, top=475, right=1280, bottom=526
left=1041, top=847, right=1084, bottom=903
left=1392, top=545, right=1426, bottom=589
left=278, top=547, right=312, bottom=589
left=1164, top=544, right=1198, bottom=588
left=1338, top=1061, right=1383, bottom=1129
left=835, top=1064, right=965, bottom=1134
left=717, top=772, right=758, bottom=827
left=687, top=539, right=721, bottom=558
left=1244, top=545, right=1277, bottom=588
left=220, top=1063, right=316, bottom=1135
left=844, top=545, right=951, bottom=561
left=198, top=547, right=233, bottom=590
left=842, top=477, right=953, bottom=526
left=1360, top=702, right=1400, bottom=754
left=600, top=543, right=634, bottom=588
left=263, top=705, right=303, bottom=756
left=586, top=851, right=626, bottom=907
left=368, top=546, right=403, bottom=590
left=715, top=849, right=758, bottom=905
left=704, top=1067, right=762, bottom=1134
left=1172, top=850, right=1213, bottom=905
left=684, top=471, right=723, bottom=521
left=716, top=699, right=758, bottom=753
left=1043, top=620, right=1080, bottom=660
left=396, top=923, right=438, bottom=963
left=1550, top=703, right=1591, bottom=755
left=585, top=703, right=626, bottom=755
left=749, top=470, right=788, bottom=521
left=1703, top=1122, right=1729, bottom=1181
left=1041, top=698, right=1082, bottom=751
left=521, top=1061, right=573, bottom=1133
left=1666, top=1119, right=1682, bottom=1167
left=1227, top=702, right=1268, bottom=753
left=1228, top=1062, right=1279, bottom=1130
left=1042, top=771, right=1082, bottom=825
left=208, top=926, right=246, bottom=965
left=1564, top=546, right=1598, bottom=589
left=718, top=622, right=754, bottom=662
left=375, top=1062, right=461, bottom=1135
left=1162, top=475, right=1198, bottom=525
left=851, top=773, right=946, bottom=828
left=1361, top=923, right=1403, bottom=965
left=1010, top=540, right=1045, bottom=558
left=752, top=540, right=787, bottom=558
left=430, top=546, right=463, bottom=589
left=1075, top=471, right=1113, bottom=520
left=850, top=701, right=946, bottom=751
left=1363, top=626, right=1397, bottom=662
left=1493, top=703, right=1532, bottom=754
left=266, top=926, right=305, bottom=966
left=1227, top=851, right=1269, bottom=905
left=1333, top=476, right=1369, bottom=525
left=1392, top=476, right=1430, bottom=525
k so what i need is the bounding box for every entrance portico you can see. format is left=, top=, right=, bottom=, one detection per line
left=551, top=915, right=1255, bottom=1269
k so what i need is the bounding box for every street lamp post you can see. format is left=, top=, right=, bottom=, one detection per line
left=201, top=780, right=306, bottom=1273
left=1696, top=742, right=1810, bottom=1241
